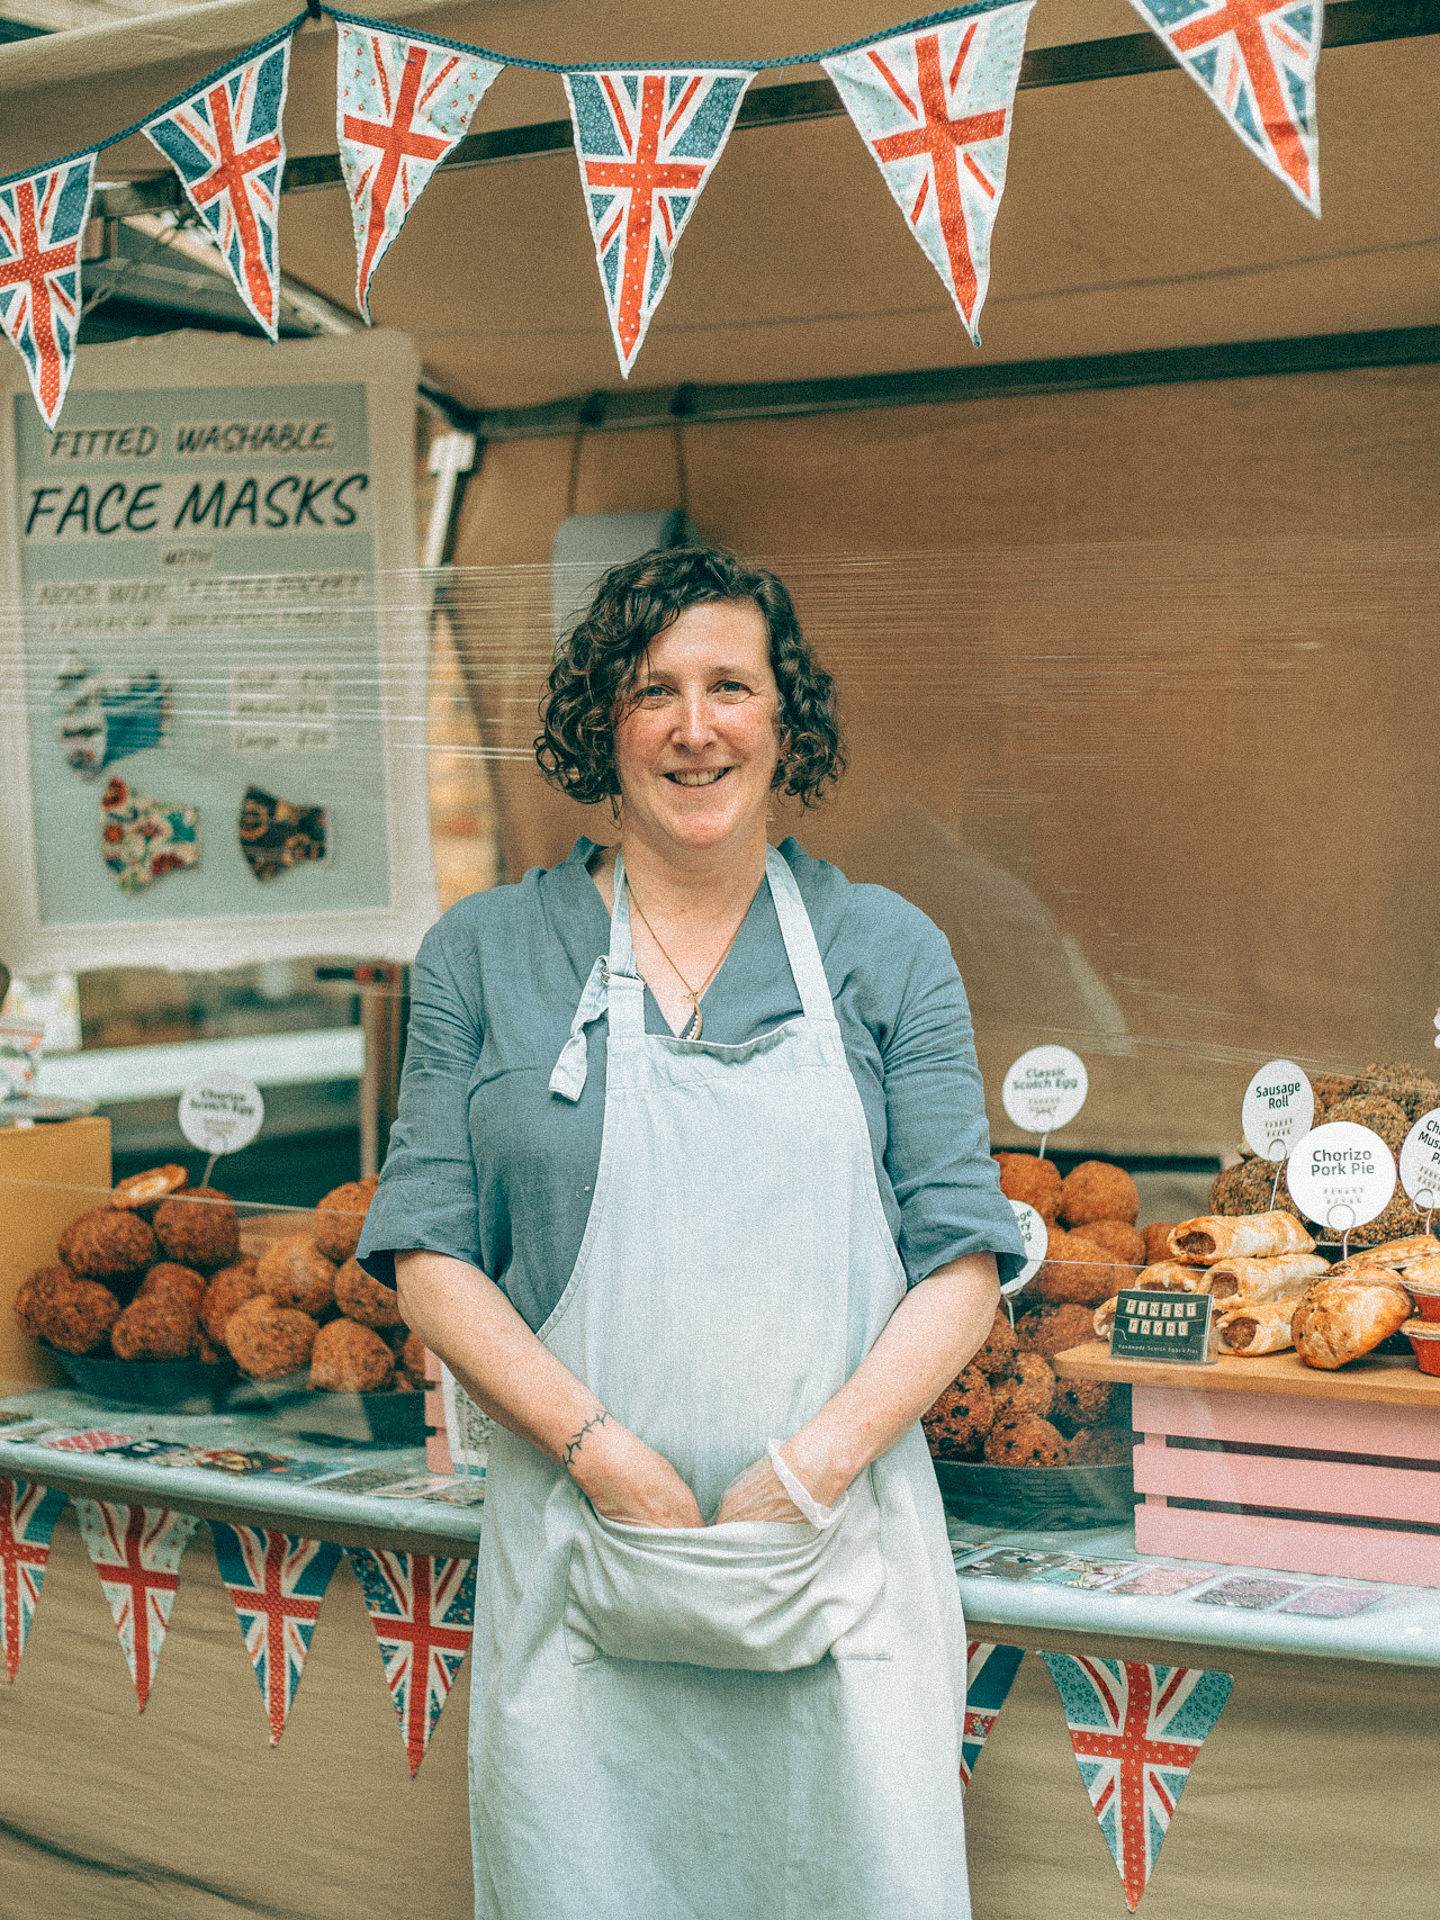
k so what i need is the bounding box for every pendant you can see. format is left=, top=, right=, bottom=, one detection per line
left=684, top=1002, right=703, bottom=1042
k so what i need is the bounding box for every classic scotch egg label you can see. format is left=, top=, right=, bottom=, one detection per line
left=1286, top=1122, right=1396, bottom=1233
left=1001, top=1045, right=1088, bottom=1135
left=1241, top=1059, right=1315, bottom=1162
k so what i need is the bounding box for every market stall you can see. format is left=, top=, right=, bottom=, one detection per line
left=1, top=0, right=1438, bottom=1913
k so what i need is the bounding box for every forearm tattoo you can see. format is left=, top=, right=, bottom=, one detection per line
left=563, top=1407, right=610, bottom=1468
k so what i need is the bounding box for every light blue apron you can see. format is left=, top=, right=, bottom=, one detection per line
left=468, top=847, right=971, bottom=1919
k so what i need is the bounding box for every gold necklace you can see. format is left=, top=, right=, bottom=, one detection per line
left=627, top=888, right=749, bottom=1041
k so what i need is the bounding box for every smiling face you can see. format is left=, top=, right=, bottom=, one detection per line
left=612, top=599, right=783, bottom=863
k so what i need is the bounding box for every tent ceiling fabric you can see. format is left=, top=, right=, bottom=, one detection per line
left=0, top=2, right=1436, bottom=408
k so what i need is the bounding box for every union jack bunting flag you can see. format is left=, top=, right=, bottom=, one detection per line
left=0, top=1480, right=68, bottom=1682
left=960, top=1640, right=1025, bottom=1787
left=1127, top=0, right=1321, bottom=212
left=563, top=67, right=753, bottom=377
left=209, top=1523, right=343, bottom=1745
left=40, top=1429, right=131, bottom=1452
left=143, top=37, right=292, bottom=339
left=1043, top=1653, right=1234, bottom=1910
left=74, top=1500, right=199, bottom=1711
left=346, top=1546, right=475, bottom=1775
left=337, top=24, right=502, bottom=321
left=824, top=6, right=1033, bottom=346
left=0, top=154, right=96, bottom=430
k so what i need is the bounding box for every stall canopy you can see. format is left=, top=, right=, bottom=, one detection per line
left=0, top=0, right=1435, bottom=408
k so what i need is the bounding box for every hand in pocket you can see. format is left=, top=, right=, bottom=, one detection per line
left=579, top=1425, right=705, bottom=1529
left=712, top=1454, right=805, bottom=1525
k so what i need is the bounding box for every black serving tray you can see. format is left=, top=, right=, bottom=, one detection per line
left=933, top=1456, right=1137, bottom=1531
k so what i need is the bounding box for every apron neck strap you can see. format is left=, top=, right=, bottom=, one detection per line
left=601, top=846, right=836, bottom=1046
left=764, top=845, right=836, bottom=1026
left=605, top=852, right=647, bottom=1040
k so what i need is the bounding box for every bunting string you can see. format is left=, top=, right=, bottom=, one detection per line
left=0, top=0, right=1327, bottom=421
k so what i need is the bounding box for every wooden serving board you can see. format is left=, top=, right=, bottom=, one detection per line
left=1053, top=1340, right=1440, bottom=1407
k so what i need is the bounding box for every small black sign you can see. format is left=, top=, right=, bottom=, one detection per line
left=1109, top=1289, right=1216, bottom=1365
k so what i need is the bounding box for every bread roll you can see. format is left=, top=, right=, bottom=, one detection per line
left=1217, top=1299, right=1297, bottom=1355
left=1169, top=1212, right=1315, bottom=1264
left=1292, top=1278, right=1412, bottom=1370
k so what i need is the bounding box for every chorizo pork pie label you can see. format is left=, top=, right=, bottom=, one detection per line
left=1286, top=1122, right=1396, bottom=1233
left=1241, top=1059, right=1314, bottom=1162
left=178, top=1073, right=264, bottom=1155
left=1003, top=1199, right=1046, bottom=1296
left=1001, top=1046, right=1088, bottom=1135
left=1399, top=1108, right=1440, bottom=1213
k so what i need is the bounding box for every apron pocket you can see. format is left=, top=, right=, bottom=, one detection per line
left=564, top=1470, right=888, bottom=1670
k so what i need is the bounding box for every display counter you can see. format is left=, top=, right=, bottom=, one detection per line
left=3, top=1385, right=1437, bottom=1920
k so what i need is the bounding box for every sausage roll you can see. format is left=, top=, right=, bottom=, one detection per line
left=1217, top=1299, right=1298, bottom=1355
left=1203, top=1253, right=1329, bottom=1302
left=1169, top=1212, right=1315, bottom=1264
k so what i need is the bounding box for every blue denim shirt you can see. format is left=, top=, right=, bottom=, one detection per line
left=358, top=837, right=1025, bottom=1329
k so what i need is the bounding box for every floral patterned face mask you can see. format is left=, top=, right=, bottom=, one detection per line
left=100, top=777, right=200, bottom=894
left=238, top=785, right=326, bottom=881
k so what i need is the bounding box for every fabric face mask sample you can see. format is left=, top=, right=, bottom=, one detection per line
left=55, top=654, right=168, bottom=773
left=100, top=776, right=200, bottom=893
left=238, top=785, right=327, bottom=881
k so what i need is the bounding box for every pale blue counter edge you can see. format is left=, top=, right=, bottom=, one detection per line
left=4, top=1391, right=1437, bottom=1667
left=948, top=1523, right=1440, bottom=1670
left=0, top=1388, right=477, bottom=1546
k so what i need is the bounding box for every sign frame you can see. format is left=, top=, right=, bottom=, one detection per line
left=0, top=328, right=437, bottom=973
left=1108, top=1288, right=1217, bottom=1366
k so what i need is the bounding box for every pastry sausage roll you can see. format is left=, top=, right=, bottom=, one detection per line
left=1093, top=1297, right=1119, bottom=1339
left=1204, top=1253, right=1329, bottom=1302
left=1133, top=1262, right=1212, bottom=1293
left=1345, top=1236, right=1440, bottom=1272
left=1217, top=1299, right=1298, bottom=1355
left=1292, top=1278, right=1413, bottom=1370
left=1168, top=1212, right=1315, bottom=1264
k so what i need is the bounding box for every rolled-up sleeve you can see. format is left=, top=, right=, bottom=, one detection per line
left=880, top=916, right=1027, bottom=1290
left=357, top=914, right=485, bottom=1288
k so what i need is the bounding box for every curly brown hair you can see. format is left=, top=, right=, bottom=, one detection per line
left=535, top=547, right=845, bottom=808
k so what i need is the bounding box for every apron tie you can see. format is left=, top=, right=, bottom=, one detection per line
left=549, top=957, right=610, bottom=1102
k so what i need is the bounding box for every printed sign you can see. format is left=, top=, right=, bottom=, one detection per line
left=0, top=330, right=437, bottom=975
left=1286, top=1122, right=1397, bottom=1235
left=1001, top=1045, right=1088, bottom=1136
left=1003, top=1199, right=1046, bottom=1296
left=1399, top=1108, right=1440, bottom=1214
left=1241, top=1059, right=1314, bottom=1162
left=1109, top=1289, right=1215, bottom=1366
left=179, top=1073, right=264, bottom=1156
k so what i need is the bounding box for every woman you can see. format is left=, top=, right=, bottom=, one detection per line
left=359, top=546, right=1024, bottom=1920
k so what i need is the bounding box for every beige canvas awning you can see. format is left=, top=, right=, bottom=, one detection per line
left=0, top=0, right=1435, bottom=409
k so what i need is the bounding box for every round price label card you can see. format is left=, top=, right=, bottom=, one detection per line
left=1399, top=1108, right=1440, bottom=1213
left=1001, top=1046, right=1088, bottom=1136
left=1286, top=1121, right=1396, bottom=1235
left=1003, top=1199, right=1047, bottom=1296
left=178, top=1074, right=264, bottom=1158
left=1241, top=1059, right=1314, bottom=1163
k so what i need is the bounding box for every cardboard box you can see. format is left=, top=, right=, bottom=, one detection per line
left=0, top=1116, right=111, bottom=1389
